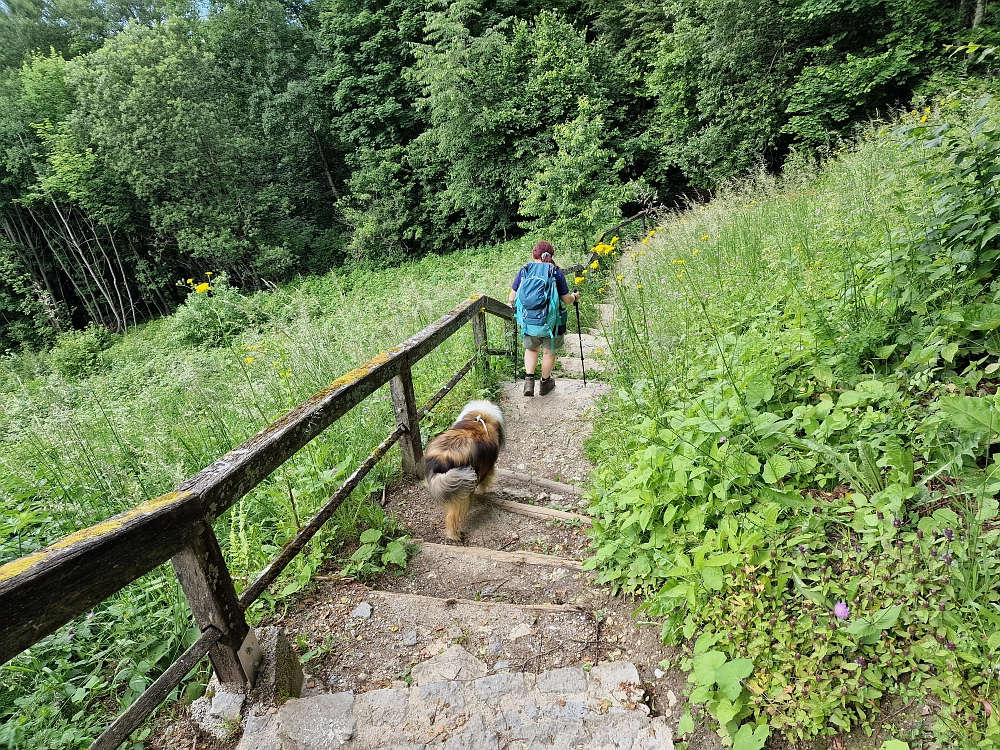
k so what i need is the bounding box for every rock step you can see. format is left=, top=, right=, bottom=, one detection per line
left=380, top=539, right=595, bottom=607
left=414, top=540, right=584, bottom=570
left=238, top=646, right=673, bottom=750
left=385, top=483, right=592, bottom=559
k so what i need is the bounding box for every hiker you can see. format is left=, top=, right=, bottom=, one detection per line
left=509, top=240, right=580, bottom=397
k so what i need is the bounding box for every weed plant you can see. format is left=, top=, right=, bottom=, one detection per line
left=0, top=237, right=559, bottom=747
left=586, top=92, right=1000, bottom=749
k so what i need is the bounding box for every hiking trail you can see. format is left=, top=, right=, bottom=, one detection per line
left=158, top=305, right=709, bottom=750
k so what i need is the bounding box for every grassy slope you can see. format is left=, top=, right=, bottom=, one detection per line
left=0, top=237, right=572, bottom=747
left=586, top=93, right=1000, bottom=748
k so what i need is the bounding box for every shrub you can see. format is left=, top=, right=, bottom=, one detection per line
left=48, top=324, right=111, bottom=379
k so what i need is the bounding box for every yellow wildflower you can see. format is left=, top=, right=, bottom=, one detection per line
left=574, top=276, right=585, bottom=284
left=611, top=236, right=619, bottom=244
left=676, top=273, right=683, bottom=279
left=692, top=249, right=699, bottom=255
left=186, top=278, right=193, bottom=284
left=195, top=282, right=211, bottom=293
left=642, top=238, right=649, bottom=245
left=598, top=287, right=605, bottom=293
left=616, top=275, right=624, bottom=281
left=630, top=253, right=637, bottom=259
left=205, top=271, right=213, bottom=276
left=590, top=260, right=599, bottom=269
left=920, top=115, right=928, bottom=123
left=245, top=357, right=255, bottom=364
left=637, top=284, right=642, bottom=290
left=701, top=235, right=709, bottom=241
left=582, top=269, right=588, bottom=275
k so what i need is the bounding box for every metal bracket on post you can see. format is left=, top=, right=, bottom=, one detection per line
left=171, top=523, right=254, bottom=690
left=391, top=365, right=423, bottom=477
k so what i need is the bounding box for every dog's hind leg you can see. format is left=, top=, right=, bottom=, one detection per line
left=444, top=493, right=473, bottom=541
left=474, top=468, right=496, bottom=496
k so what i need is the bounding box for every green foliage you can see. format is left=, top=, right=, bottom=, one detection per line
left=587, top=98, right=1000, bottom=746
left=519, top=97, right=648, bottom=253
left=48, top=323, right=110, bottom=378
left=168, top=273, right=261, bottom=347
left=341, top=527, right=413, bottom=581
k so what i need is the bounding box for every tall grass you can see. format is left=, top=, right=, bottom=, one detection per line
left=0, top=237, right=552, bottom=748
left=586, top=94, right=1000, bottom=746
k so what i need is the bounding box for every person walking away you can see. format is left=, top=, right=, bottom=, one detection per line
left=509, top=241, right=579, bottom=396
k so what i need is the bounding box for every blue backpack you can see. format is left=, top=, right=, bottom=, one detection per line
left=515, top=263, right=561, bottom=342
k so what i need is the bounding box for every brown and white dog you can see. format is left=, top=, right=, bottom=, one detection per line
left=423, top=400, right=505, bottom=541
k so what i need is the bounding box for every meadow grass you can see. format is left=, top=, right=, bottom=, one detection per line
left=586, top=94, right=1000, bottom=747
left=0, top=235, right=582, bottom=748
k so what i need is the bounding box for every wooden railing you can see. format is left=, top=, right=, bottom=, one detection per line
left=0, top=294, right=515, bottom=750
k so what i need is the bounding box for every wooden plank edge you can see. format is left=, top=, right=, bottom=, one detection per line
left=486, top=496, right=592, bottom=526
left=495, top=468, right=583, bottom=497
left=414, top=540, right=583, bottom=570
left=370, top=590, right=587, bottom=613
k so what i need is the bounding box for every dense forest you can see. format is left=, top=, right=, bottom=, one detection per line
left=0, top=0, right=992, bottom=351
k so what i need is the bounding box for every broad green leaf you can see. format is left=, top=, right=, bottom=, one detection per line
left=350, top=543, right=378, bottom=561
left=743, top=374, right=774, bottom=409
left=692, top=650, right=727, bottom=687
left=942, top=341, right=959, bottom=363
left=715, top=658, right=754, bottom=700
left=940, top=396, right=1000, bottom=434
left=732, top=723, right=769, bottom=750
left=701, top=566, right=724, bottom=590
left=712, top=696, right=742, bottom=725
left=360, top=528, right=383, bottom=544
left=879, top=741, right=910, bottom=750
left=677, top=711, right=695, bottom=735
left=762, top=455, right=792, bottom=484
left=383, top=540, right=408, bottom=567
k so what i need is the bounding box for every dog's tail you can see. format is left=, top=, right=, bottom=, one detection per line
left=425, top=467, right=478, bottom=505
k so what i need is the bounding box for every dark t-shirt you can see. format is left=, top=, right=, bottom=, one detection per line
left=511, top=263, right=570, bottom=296
left=511, top=262, right=570, bottom=336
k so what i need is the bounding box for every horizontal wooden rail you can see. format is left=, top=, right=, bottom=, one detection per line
left=0, top=294, right=513, bottom=666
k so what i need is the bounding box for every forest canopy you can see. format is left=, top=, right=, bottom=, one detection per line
left=0, top=0, right=992, bottom=350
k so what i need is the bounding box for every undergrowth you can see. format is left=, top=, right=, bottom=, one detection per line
left=586, top=90, right=1000, bottom=749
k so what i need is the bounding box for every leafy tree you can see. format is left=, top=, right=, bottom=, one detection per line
left=519, top=97, right=647, bottom=254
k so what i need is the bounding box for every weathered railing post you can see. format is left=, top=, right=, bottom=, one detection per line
left=391, top=365, right=423, bottom=476
left=471, top=307, right=488, bottom=384
left=171, top=523, right=258, bottom=689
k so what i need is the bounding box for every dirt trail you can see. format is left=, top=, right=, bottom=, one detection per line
left=155, top=312, right=712, bottom=750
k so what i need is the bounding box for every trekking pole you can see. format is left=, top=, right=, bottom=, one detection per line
left=574, top=300, right=587, bottom=387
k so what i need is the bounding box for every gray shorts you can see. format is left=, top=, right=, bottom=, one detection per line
left=523, top=334, right=564, bottom=353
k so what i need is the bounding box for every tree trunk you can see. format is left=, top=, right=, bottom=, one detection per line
left=973, top=0, right=985, bottom=28
left=958, top=0, right=973, bottom=29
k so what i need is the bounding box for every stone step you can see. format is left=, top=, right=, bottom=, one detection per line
left=414, top=540, right=584, bottom=570
left=377, top=537, right=593, bottom=606
left=238, top=646, right=674, bottom=750
left=384, top=482, right=592, bottom=558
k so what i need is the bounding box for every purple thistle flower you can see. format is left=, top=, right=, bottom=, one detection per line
left=834, top=602, right=850, bottom=620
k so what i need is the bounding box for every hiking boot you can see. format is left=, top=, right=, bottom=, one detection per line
left=539, top=376, right=555, bottom=396
left=523, top=375, right=535, bottom=397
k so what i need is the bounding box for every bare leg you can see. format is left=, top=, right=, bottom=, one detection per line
left=540, top=347, right=556, bottom=378
left=524, top=347, right=540, bottom=376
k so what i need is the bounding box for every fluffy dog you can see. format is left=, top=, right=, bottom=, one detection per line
left=423, top=400, right=505, bottom=541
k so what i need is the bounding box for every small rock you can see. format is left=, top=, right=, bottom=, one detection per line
left=654, top=668, right=664, bottom=679
left=666, top=690, right=677, bottom=708
left=391, top=680, right=409, bottom=689
left=269, top=707, right=278, bottom=715
left=486, top=640, right=504, bottom=655
left=509, top=623, right=532, bottom=640
left=350, top=602, right=372, bottom=619
left=402, top=630, right=419, bottom=647
left=550, top=493, right=565, bottom=503
left=494, top=659, right=511, bottom=672
left=327, top=675, right=340, bottom=688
